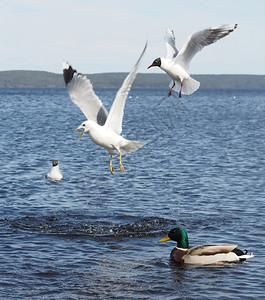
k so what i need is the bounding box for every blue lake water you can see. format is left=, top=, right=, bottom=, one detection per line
left=0, top=87, right=265, bottom=299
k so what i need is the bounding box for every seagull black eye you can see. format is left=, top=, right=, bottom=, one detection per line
left=83, top=124, right=85, bottom=126
left=152, top=58, right=161, bottom=67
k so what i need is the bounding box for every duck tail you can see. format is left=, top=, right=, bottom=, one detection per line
left=233, top=248, right=254, bottom=261
left=238, top=253, right=254, bottom=261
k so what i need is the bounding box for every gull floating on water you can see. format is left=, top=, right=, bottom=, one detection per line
left=63, top=43, right=147, bottom=173
left=148, top=24, right=237, bottom=97
left=46, top=160, right=63, bottom=181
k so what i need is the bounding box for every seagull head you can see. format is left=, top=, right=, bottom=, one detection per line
left=147, top=58, right=161, bottom=69
left=74, top=120, right=92, bottom=139
left=52, top=160, right=59, bottom=167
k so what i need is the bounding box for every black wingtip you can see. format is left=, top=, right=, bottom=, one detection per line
left=62, top=61, right=77, bottom=85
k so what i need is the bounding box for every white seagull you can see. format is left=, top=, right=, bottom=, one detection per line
left=148, top=24, right=237, bottom=97
left=63, top=43, right=147, bottom=174
left=46, top=160, right=63, bottom=181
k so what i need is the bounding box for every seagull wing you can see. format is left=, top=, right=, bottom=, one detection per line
left=175, top=24, right=237, bottom=70
left=63, top=61, right=108, bottom=125
left=165, top=28, right=178, bottom=59
left=104, top=42, right=147, bottom=134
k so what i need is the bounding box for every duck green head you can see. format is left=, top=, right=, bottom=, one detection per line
left=158, top=227, right=189, bottom=249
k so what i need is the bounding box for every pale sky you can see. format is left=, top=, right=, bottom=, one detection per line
left=1, top=0, right=264, bottom=74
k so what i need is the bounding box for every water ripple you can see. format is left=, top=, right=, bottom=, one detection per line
left=0, top=88, right=265, bottom=299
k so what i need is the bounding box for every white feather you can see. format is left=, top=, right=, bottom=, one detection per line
left=104, top=42, right=147, bottom=134
left=164, top=28, right=178, bottom=59
left=63, top=61, right=108, bottom=126
left=46, top=164, right=63, bottom=181
left=175, top=24, right=238, bottom=71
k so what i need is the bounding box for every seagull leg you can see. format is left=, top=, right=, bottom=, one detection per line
left=109, top=151, right=114, bottom=174
left=168, top=81, right=175, bottom=97
left=179, top=82, right=183, bottom=98
left=119, top=152, right=124, bottom=173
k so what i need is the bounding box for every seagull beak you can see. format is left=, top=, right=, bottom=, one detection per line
left=158, top=235, right=171, bottom=243
left=74, top=127, right=84, bottom=139
left=147, top=64, right=154, bottom=69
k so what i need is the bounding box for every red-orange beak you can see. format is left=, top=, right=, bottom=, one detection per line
left=147, top=64, right=154, bottom=69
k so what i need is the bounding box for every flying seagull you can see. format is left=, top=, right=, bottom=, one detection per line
left=63, top=43, right=147, bottom=173
left=148, top=24, right=237, bottom=97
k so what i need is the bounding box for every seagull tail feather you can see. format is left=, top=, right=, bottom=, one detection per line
left=182, top=76, right=200, bottom=95
left=171, top=77, right=200, bottom=95
left=121, top=140, right=146, bottom=154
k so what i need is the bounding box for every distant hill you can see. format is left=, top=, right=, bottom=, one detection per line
left=0, top=70, right=264, bottom=89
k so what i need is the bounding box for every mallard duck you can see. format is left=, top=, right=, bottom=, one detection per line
left=158, top=227, right=254, bottom=265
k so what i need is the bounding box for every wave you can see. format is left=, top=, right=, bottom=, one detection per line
left=1, top=213, right=177, bottom=238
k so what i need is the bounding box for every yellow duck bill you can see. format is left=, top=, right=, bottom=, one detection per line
left=158, top=235, right=171, bottom=243
left=74, top=127, right=84, bottom=139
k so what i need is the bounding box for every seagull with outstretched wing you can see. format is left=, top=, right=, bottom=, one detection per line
left=148, top=24, right=237, bottom=97
left=63, top=43, right=147, bottom=173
